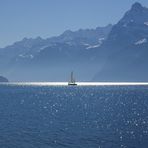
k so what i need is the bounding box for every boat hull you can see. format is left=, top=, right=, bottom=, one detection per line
left=68, top=83, right=77, bottom=86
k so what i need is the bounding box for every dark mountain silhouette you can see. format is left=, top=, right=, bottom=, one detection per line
left=0, top=76, right=8, bottom=82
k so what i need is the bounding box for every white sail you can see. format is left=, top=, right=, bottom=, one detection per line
left=68, top=72, right=77, bottom=85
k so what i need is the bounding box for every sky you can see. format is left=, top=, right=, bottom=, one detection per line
left=0, top=0, right=148, bottom=47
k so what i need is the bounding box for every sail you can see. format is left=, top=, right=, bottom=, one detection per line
left=68, top=72, right=77, bottom=85
left=71, top=72, right=74, bottom=83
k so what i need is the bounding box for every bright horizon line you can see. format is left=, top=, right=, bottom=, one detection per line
left=2, top=82, right=148, bottom=86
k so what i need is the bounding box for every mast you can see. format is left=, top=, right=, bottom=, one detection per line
left=68, top=71, right=77, bottom=85
left=70, top=71, right=76, bottom=83
left=71, top=71, right=74, bottom=83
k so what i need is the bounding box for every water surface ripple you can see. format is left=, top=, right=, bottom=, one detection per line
left=0, top=84, right=148, bottom=148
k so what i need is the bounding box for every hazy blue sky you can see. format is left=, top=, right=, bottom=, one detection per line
left=0, top=0, right=148, bottom=47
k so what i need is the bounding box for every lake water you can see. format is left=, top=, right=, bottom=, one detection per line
left=0, top=83, right=148, bottom=148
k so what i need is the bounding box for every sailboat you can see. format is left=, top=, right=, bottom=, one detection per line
left=68, top=72, right=77, bottom=86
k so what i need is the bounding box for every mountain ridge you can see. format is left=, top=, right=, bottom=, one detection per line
left=93, top=2, right=148, bottom=81
left=0, top=24, right=112, bottom=81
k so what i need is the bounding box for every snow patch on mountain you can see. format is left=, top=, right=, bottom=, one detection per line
left=86, top=44, right=100, bottom=49
left=82, top=43, right=90, bottom=46
left=98, top=38, right=105, bottom=43
left=123, top=20, right=134, bottom=27
left=86, top=38, right=105, bottom=49
left=144, top=22, right=148, bottom=26
left=38, top=45, right=49, bottom=52
left=19, top=54, right=34, bottom=59
left=135, top=38, right=147, bottom=45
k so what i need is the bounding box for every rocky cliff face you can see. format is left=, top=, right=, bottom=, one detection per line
left=94, top=2, right=148, bottom=81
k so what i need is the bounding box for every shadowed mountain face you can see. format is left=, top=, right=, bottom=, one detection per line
left=93, top=2, right=148, bottom=82
left=0, top=76, right=8, bottom=82
left=105, top=2, right=148, bottom=48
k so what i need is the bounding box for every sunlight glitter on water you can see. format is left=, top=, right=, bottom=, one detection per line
left=2, top=82, right=148, bottom=86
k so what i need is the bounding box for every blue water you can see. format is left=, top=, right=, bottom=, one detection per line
left=0, top=84, right=148, bottom=148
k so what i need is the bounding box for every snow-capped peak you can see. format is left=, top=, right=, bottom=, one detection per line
left=135, top=38, right=147, bottom=45
left=86, top=44, right=100, bottom=49
left=144, top=22, right=148, bottom=26
left=19, top=54, right=34, bottom=59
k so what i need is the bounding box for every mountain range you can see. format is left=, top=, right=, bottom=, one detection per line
left=94, top=2, right=148, bottom=81
left=0, top=2, right=148, bottom=82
